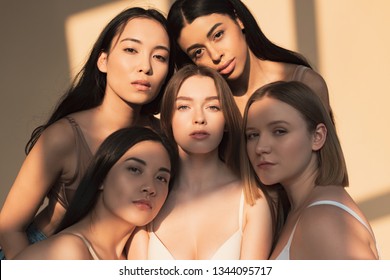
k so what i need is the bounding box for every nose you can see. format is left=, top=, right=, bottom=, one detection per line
left=141, top=184, right=156, bottom=197
left=193, top=108, right=206, bottom=125
left=208, top=45, right=223, bottom=64
left=255, top=138, right=271, bottom=155
left=138, top=54, right=152, bottom=75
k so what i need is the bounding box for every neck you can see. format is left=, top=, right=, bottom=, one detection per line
left=229, top=51, right=271, bottom=96
left=283, top=161, right=319, bottom=213
left=80, top=201, right=136, bottom=260
left=176, top=148, right=233, bottom=193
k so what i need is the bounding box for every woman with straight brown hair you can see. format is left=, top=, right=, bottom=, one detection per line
left=128, top=64, right=273, bottom=260
left=243, top=81, right=379, bottom=259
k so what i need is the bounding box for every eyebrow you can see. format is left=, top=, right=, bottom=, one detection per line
left=126, top=157, right=171, bottom=174
left=176, top=96, right=219, bottom=102
left=186, top=22, right=223, bottom=54
left=246, top=120, right=290, bottom=130
left=120, top=38, right=170, bottom=52
left=268, top=120, right=290, bottom=126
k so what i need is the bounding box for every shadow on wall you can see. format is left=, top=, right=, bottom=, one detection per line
left=359, top=188, right=390, bottom=221
left=293, top=0, right=320, bottom=69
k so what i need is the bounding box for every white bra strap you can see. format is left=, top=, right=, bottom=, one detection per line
left=239, top=190, right=244, bottom=231
left=307, top=200, right=374, bottom=237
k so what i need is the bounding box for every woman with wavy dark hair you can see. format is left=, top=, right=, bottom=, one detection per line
left=0, top=7, right=174, bottom=259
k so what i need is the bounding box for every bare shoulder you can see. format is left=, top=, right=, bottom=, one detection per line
left=301, top=68, right=330, bottom=110
left=241, top=189, right=273, bottom=259
left=14, top=233, right=92, bottom=260
left=36, top=118, right=76, bottom=156
left=293, top=201, right=378, bottom=259
left=245, top=189, right=272, bottom=218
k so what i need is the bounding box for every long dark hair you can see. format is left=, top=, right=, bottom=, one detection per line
left=55, top=126, right=179, bottom=233
left=167, top=0, right=311, bottom=69
left=26, top=7, right=175, bottom=154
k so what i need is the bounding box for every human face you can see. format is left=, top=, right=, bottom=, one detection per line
left=245, top=97, right=318, bottom=187
left=102, top=140, right=171, bottom=226
left=98, top=17, right=170, bottom=106
left=178, top=14, right=247, bottom=80
left=172, top=75, right=225, bottom=155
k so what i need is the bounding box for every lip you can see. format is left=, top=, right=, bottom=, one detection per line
left=131, top=80, right=151, bottom=91
left=189, top=130, right=210, bottom=140
left=133, top=199, right=152, bottom=210
left=217, top=58, right=236, bottom=76
left=256, top=161, right=275, bottom=169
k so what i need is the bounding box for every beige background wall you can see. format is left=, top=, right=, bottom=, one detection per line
left=1, top=0, right=389, bottom=259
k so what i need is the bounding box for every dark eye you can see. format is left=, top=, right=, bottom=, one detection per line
left=274, top=129, right=287, bottom=136
left=246, top=132, right=259, bottom=140
left=214, top=30, right=224, bottom=40
left=157, top=175, right=169, bottom=184
left=154, top=54, right=168, bottom=62
left=124, top=48, right=137, bottom=54
left=128, top=166, right=141, bottom=174
left=191, top=48, right=204, bottom=60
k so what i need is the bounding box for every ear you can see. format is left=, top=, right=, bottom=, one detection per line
left=312, top=123, right=327, bottom=151
left=235, top=17, right=244, bottom=30
left=97, top=51, right=108, bottom=73
left=98, top=184, right=104, bottom=191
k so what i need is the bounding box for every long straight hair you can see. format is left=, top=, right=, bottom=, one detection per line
left=55, top=127, right=179, bottom=233
left=244, top=81, right=348, bottom=187
left=160, top=64, right=242, bottom=178
left=167, top=0, right=311, bottom=69
left=242, top=81, right=349, bottom=246
left=26, top=7, right=175, bottom=154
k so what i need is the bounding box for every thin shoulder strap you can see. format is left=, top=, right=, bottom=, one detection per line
left=308, top=200, right=380, bottom=257
left=238, top=190, right=244, bottom=231
left=285, top=199, right=371, bottom=248
left=284, top=219, right=300, bottom=249
left=291, top=65, right=309, bottom=81
left=64, top=116, right=93, bottom=156
left=307, top=200, right=375, bottom=237
left=65, top=232, right=100, bottom=260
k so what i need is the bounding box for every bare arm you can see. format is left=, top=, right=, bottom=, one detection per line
left=13, top=233, right=93, bottom=260
left=240, top=195, right=273, bottom=259
left=0, top=120, right=75, bottom=258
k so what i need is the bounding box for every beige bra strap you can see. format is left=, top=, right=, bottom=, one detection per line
left=64, top=232, right=100, bottom=260
left=291, top=65, right=309, bottom=82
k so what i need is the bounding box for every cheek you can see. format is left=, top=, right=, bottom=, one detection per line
left=171, top=114, right=186, bottom=137
left=153, top=63, right=169, bottom=83
left=213, top=117, right=226, bottom=138
left=156, top=188, right=169, bottom=207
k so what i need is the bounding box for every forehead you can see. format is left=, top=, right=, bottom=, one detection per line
left=117, top=140, right=170, bottom=165
left=179, top=13, right=237, bottom=43
left=177, top=75, right=218, bottom=98
left=116, top=17, right=169, bottom=47
left=246, top=97, right=304, bottom=126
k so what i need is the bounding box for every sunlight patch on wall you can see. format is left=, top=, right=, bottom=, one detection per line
left=65, top=0, right=170, bottom=78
